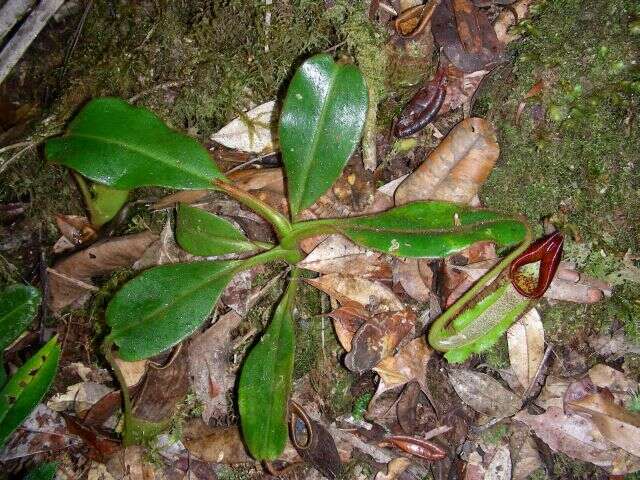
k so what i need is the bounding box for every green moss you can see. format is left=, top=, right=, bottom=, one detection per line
left=483, top=335, right=510, bottom=369
left=552, top=452, right=601, bottom=479
left=481, top=423, right=509, bottom=445
left=477, top=0, right=640, bottom=349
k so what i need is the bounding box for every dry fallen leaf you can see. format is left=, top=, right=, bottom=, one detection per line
left=507, top=308, right=545, bottom=391
left=344, top=309, right=416, bottom=373
left=54, top=214, right=97, bottom=252
left=47, top=382, right=113, bottom=416
left=568, top=390, right=640, bottom=458
left=393, top=258, right=433, bottom=302
left=228, top=167, right=285, bottom=194
left=187, top=311, right=242, bottom=424
left=395, top=118, right=499, bottom=205
left=587, top=364, right=639, bottom=407
left=494, top=0, right=533, bottom=44
left=375, top=457, right=412, bottom=480
left=515, top=406, right=640, bottom=474
left=299, top=235, right=392, bottom=280
left=48, top=231, right=157, bottom=313
left=509, top=423, right=543, bottom=480
left=306, top=274, right=404, bottom=314
left=448, top=369, right=522, bottom=420
left=373, top=337, right=432, bottom=398
left=112, top=355, right=148, bottom=388
left=485, top=444, right=511, bottom=480
left=211, top=100, right=277, bottom=154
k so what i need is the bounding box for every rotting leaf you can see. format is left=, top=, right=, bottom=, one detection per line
left=187, top=311, right=242, bottom=424
left=506, top=308, right=544, bottom=391
left=393, top=258, right=433, bottom=302
left=344, top=309, right=415, bottom=373
left=48, top=232, right=157, bottom=313
left=432, top=0, right=504, bottom=72
left=395, top=118, right=499, bottom=206
left=45, top=98, right=224, bottom=189
left=373, top=337, right=432, bottom=398
left=211, top=100, right=278, bottom=154
left=448, top=369, right=521, bottom=419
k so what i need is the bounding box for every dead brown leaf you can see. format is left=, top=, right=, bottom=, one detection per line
left=373, top=337, right=432, bottom=398
left=344, top=309, right=416, bottom=373
left=228, top=167, right=285, bottom=194
left=299, top=235, right=392, bottom=280
left=507, top=308, right=545, bottom=391
left=432, top=0, right=504, bottom=72
left=306, top=274, right=404, bottom=314
left=509, top=423, right=543, bottom=480
left=514, top=406, right=640, bottom=474
left=395, top=118, right=499, bottom=205
left=187, top=311, right=242, bottom=424
left=393, top=258, right=433, bottom=302
left=48, top=231, right=157, bottom=313
left=448, top=369, right=522, bottom=419
left=54, top=214, right=97, bottom=251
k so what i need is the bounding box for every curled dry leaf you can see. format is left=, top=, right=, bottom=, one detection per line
left=395, top=118, right=499, bottom=206
left=373, top=337, right=432, bottom=398
left=507, top=308, right=545, bottom=391
left=393, top=258, right=433, bottom=302
left=327, top=301, right=369, bottom=351
left=306, top=274, right=404, bottom=314
left=448, top=369, right=522, bottom=419
left=228, top=167, right=285, bottom=195
left=344, top=309, right=416, bottom=373
left=48, top=231, right=157, bottom=313
left=47, top=381, right=113, bottom=416
left=187, top=311, right=242, bottom=424
left=494, top=0, right=533, bottom=44
left=211, top=100, right=278, bottom=154
left=299, top=235, right=392, bottom=280
left=54, top=214, right=97, bottom=253
left=515, top=406, right=640, bottom=474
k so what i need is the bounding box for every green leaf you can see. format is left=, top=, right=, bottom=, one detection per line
left=289, top=201, right=527, bottom=258
left=24, top=462, right=58, bottom=480
left=238, top=271, right=298, bottom=460
left=106, top=261, right=238, bottom=360
left=0, top=336, right=60, bottom=446
left=279, top=54, right=368, bottom=217
left=176, top=204, right=270, bottom=256
left=45, top=98, right=224, bottom=190
left=87, top=183, right=129, bottom=227
left=0, top=284, right=41, bottom=352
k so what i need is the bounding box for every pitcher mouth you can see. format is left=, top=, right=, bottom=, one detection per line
left=509, top=231, right=564, bottom=299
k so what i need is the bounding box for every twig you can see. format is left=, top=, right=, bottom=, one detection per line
left=128, top=80, right=190, bottom=103
left=0, top=0, right=36, bottom=43
left=0, top=0, right=66, bottom=85
left=0, top=141, right=36, bottom=174
left=223, top=152, right=275, bottom=174
left=57, top=0, right=93, bottom=89
left=522, top=343, right=553, bottom=403
left=46, top=267, right=99, bottom=291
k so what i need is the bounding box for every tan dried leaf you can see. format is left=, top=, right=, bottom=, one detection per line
left=485, top=445, right=511, bottom=480
left=228, top=167, right=285, bottom=194
left=373, top=337, right=432, bottom=397
left=395, top=118, right=499, bottom=206
left=448, top=369, right=521, bottom=419
left=393, top=258, right=433, bottom=302
left=48, top=231, right=157, bottom=312
left=507, top=308, right=544, bottom=391
left=306, top=274, right=404, bottom=314
left=211, top=100, right=277, bottom=154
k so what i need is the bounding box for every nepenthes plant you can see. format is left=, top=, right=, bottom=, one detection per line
left=43, top=53, right=558, bottom=460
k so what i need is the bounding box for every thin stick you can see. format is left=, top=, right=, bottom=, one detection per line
left=0, top=0, right=66, bottom=85
left=0, top=0, right=36, bottom=43
left=0, top=142, right=36, bottom=174
left=128, top=80, right=189, bottom=103
left=223, top=152, right=275, bottom=174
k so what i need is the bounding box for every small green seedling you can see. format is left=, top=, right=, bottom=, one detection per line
left=45, top=54, right=528, bottom=459
left=0, top=285, right=60, bottom=447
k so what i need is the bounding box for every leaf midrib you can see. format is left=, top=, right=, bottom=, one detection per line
left=69, top=132, right=215, bottom=185
left=339, top=219, right=517, bottom=236
left=109, top=263, right=237, bottom=345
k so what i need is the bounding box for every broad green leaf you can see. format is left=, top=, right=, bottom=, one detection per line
left=0, top=284, right=41, bottom=352
left=24, top=462, right=58, bottom=480
left=290, top=201, right=527, bottom=258
left=0, top=336, right=60, bottom=446
left=176, top=204, right=270, bottom=256
left=45, top=98, right=224, bottom=190
left=106, top=261, right=238, bottom=360
left=238, top=271, right=298, bottom=460
left=279, top=54, right=368, bottom=217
